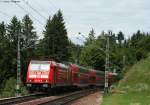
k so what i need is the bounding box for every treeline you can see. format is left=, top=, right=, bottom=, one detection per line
left=79, top=29, right=150, bottom=73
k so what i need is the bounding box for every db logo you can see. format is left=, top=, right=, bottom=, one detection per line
left=36, top=75, right=41, bottom=78
left=37, top=72, right=41, bottom=75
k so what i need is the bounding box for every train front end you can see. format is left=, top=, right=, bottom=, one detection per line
left=26, top=60, right=52, bottom=92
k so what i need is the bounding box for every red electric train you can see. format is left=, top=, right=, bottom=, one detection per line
left=26, top=60, right=114, bottom=92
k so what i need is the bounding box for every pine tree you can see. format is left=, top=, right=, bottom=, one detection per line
left=130, top=30, right=145, bottom=48
left=0, top=22, right=7, bottom=88
left=0, top=22, right=6, bottom=59
left=117, top=31, right=124, bottom=47
left=43, top=10, right=69, bottom=62
left=85, top=28, right=95, bottom=45
left=7, top=16, right=21, bottom=48
left=43, top=16, right=54, bottom=59
left=0, top=22, right=6, bottom=40
left=21, top=15, right=37, bottom=50
left=21, top=15, right=38, bottom=82
left=6, top=16, right=21, bottom=78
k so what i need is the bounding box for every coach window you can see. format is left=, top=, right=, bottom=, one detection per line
left=90, top=76, right=96, bottom=81
left=74, top=73, right=78, bottom=78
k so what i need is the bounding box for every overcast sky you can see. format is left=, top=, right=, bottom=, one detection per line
left=0, top=0, right=150, bottom=44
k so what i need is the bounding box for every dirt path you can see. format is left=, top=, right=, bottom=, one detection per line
left=70, top=91, right=103, bottom=105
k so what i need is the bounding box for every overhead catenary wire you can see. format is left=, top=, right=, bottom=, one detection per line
left=0, top=10, right=10, bottom=17
left=47, top=0, right=58, bottom=12
left=33, top=0, right=52, bottom=15
left=0, top=0, right=20, bottom=3
left=22, top=0, right=47, bottom=20
left=14, top=2, right=44, bottom=26
left=47, top=0, right=57, bottom=9
left=0, top=0, right=19, bottom=17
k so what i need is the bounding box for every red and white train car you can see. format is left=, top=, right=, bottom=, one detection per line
left=26, top=60, right=69, bottom=91
left=26, top=60, right=114, bottom=92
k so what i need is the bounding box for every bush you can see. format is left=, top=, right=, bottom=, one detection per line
left=0, top=77, right=28, bottom=98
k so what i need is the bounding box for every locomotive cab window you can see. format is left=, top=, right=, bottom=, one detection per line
left=30, top=61, right=50, bottom=71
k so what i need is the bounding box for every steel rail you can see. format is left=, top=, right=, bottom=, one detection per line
left=0, top=93, right=46, bottom=105
left=38, top=89, right=98, bottom=105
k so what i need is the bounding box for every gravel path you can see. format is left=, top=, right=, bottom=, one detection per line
left=70, top=91, right=103, bottom=105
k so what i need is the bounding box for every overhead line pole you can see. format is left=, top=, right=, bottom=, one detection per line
left=78, top=31, right=111, bottom=95
left=104, top=31, right=111, bottom=95
left=16, top=29, right=21, bottom=96
left=123, top=55, right=126, bottom=69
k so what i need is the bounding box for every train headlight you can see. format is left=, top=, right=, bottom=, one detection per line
left=42, top=80, right=48, bottom=83
left=27, top=84, right=32, bottom=87
left=43, top=84, right=48, bottom=87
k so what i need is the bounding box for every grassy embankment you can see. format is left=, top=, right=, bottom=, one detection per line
left=102, top=56, right=150, bottom=105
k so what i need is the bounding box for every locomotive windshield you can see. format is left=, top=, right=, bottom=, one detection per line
left=30, top=61, right=50, bottom=71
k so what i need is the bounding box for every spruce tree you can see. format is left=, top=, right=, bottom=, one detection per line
left=43, top=10, right=69, bottom=62
left=0, top=22, right=7, bottom=88
left=21, top=15, right=38, bottom=82
left=117, top=31, right=124, bottom=47
left=21, top=15, right=37, bottom=50
left=85, top=28, right=95, bottom=45
left=7, top=16, right=21, bottom=48
left=7, top=16, right=21, bottom=78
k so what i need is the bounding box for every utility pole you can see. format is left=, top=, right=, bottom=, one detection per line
left=16, top=31, right=21, bottom=96
left=123, top=55, right=126, bottom=69
left=76, top=33, right=86, bottom=64
left=76, top=44, right=80, bottom=64
left=75, top=37, right=81, bottom=64
left=104, top=31, right=111, bottom=95
left=0, top=0, right=21, bottom=97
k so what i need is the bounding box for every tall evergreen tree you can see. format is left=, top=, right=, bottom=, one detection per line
left=6, top=16, right=21, bottom=78
left=43, top=10, right=69, bottom=62
left=85, top=28, right=95, bottom=45
left=0, top=22, right=7, bottom=88
left=21, top=15, right=37, bottom=51
left=0, top=22, right=6, bottom=40
left=130, top=30, right=145, bottom=48
left=117, top=31, right=124, bottom=47
left=7, top=16, right=21, bottom=47
left=21, top=15, right=38, bottom=82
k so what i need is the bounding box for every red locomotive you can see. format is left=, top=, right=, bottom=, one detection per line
left=26, top=60, right=114, bottom=92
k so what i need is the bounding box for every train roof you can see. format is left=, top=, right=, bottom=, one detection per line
left=76, top=65, right=104, bottom=74
left=30, top=60, right=51, bottom=64
left=30, top=60, right=104, bottom=74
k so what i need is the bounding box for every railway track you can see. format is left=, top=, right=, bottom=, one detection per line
left=0, top=88, right=99, bottom=105
left=38, top=88, right=99, bottom=105
left=0, top=93, right=46, bottom=105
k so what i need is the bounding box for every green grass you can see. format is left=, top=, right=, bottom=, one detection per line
left=102, top=92, right=150, bottom=105
left=101, top=57, right=150, bottom=105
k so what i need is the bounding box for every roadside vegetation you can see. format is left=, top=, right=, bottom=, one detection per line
left=101, top=56, right=150, bottom=105
left=0, top=78, right=28, bottom=98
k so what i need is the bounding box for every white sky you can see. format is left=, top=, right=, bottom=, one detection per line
left=0, top=0, right=150, bottom=44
